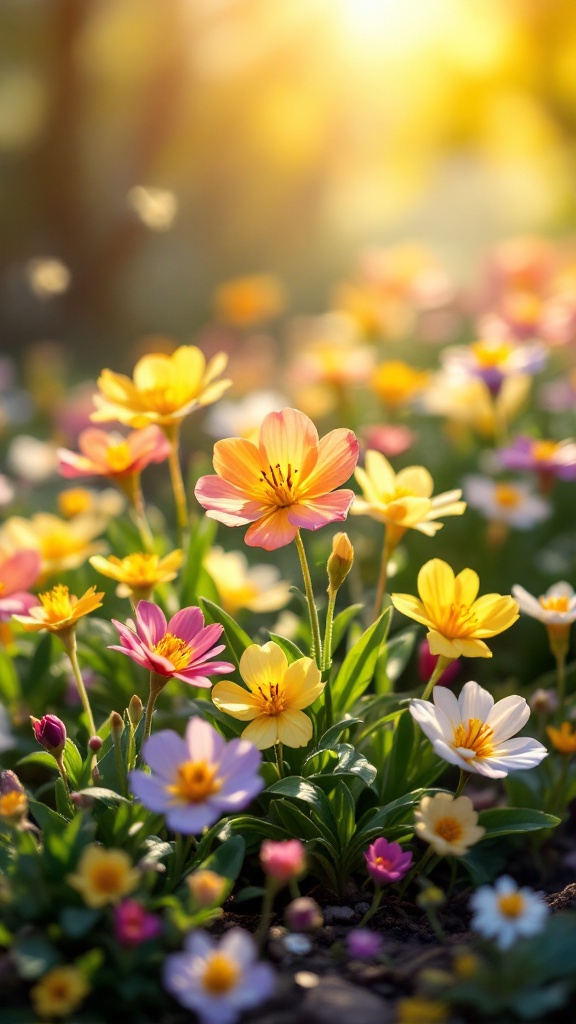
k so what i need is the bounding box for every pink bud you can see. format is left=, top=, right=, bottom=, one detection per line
left=31, top=714, right=66, bottom=756
left=417, top=640, right=460, bottom=688
left=88, top=735, right=103, bottom=752
left=260, top=839, right=306, bottom=883
left=113, top=900, right=162, bottom=947
left=284, top=897, right=323, bottom=932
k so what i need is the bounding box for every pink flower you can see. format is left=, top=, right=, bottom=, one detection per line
left=58, top=425, right=171, bottom=480
left=417, top=640, right=461, bottom=688
left=194, top=407, right=359, bottom=550
left=364, top=837, right=413, bottom=885
left=110, top=601, right=234, bottom=688
left=31, top=714, right=66, bottom=755
left=0, top=549, right=40, bottom=621
left=346, top=928, right=383, bottom=959
left=114, top=900, right=162, bottom=947
left=260, top=840, right=306, bottom=883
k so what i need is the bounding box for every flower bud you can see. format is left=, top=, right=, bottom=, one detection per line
left=186, top=870, right=228, bottom=908
left=0, top=770, right=28, bottom=821
left=88, top=735, right=103, bottom=752
left=260, top=839, right=306, bottom=884
left=109, top=711, right=125, bottom=742
left=327, top=532, right=354, bottom=594
left=31, top=714, right=66, bottom=756
left=127, top=694, right=144, bottom=729
left=71, top=791, right=94, bottom=810
left=284, top=897, right=323, bottom=933
left=416, top=885, right=445, bottom=910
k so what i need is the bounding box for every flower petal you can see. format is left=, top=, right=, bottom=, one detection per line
left=211, top=437, right=264, bottom=494
left=240, top=642, right=288, bottom=691
left=282, top=658, right=324, bottom=710
left=244, top=508, right=297, bottom=550
left=287, top=491, right=355, bottom=531
left=211, top=681, right=262, bottom=720
left=242, top=716, right=279, bottom=749
left=276, top=708, right=313, bottom=747
left=417, top=559, right=456, bottom=612
left=487, top=694, right=530, bottom=742
left=167, top=606, right=205, bottom=644
left=303, top=427, right=359, bottom=496
left=184, top=717, right=226, bottom=763
left=135, top=601, right=167, bottom=647
left=258, top=408, right=319, bottom=481
left=458, top=681, right=494, bottom=724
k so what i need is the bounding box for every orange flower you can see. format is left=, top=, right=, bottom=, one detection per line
left=13, top=584, right=104, bottom=634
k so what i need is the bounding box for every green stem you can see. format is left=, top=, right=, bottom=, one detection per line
left=295, top=530, right=322, bottom=668
left=398, top=846, right=435, bottom=899
left=164, top=423, right=189, bottom=542
left=143, top=673, right=165, bottom=743
left=255, top=878, right=278, bottom=951
left=113, top=733, right=128, bottom=799
left=275, top=741, right=284, bottom=779
left=167, top=832, right=196, bottom=891
left=359, top=886, right=383, bottom=927
left=421, top=655, right=454, bottom=701
left=372, top=527, right=393, bottom=623
left=556, top=651, right=567, bottom=711
left=549, top=754, right=571, bottom=818
left=322, top=590, right=337, bottom=674
left=62, top=631, right=97, bottom=738
left=130, top=487, right=155, bottom=554
left=454, top=768, right=470, bottom=798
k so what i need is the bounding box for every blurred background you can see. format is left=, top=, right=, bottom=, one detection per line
left=2, top=0, right=576, bottom=372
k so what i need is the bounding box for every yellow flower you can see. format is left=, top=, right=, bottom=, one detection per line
left=547, top=721, right=576, bottom=755
left=391, top=558, right=519, bottom=659
left=370, top=360, right=429, bottom=408
left=352, top=451, right=465, bottom=545
left=213, top=274, right=285, bottom=328
left=414, top=792, right=485, bottom=857
left=0, top=512, right=107, bottom=579
left=0, top=789, right=28, bottom=821
left=211, top=641, right=324, bottom=749
left=31, top=965, right=90, bottom=1020
left=187, top=870, right=228, bottom=908
left=423, top=373, right=531, bottom=440
left=203, top=547, right=291, bottom=617
left=91, top=345, right=231, bottom=429
left=13, top=584, right=104, bottom=634
left=67, top=844, right=140, bottom=908
left=89, top=549, right=183, bottom=603
left=58, top=486, right=125, bottom=520
left=396, top=997, right=449, bottom=1024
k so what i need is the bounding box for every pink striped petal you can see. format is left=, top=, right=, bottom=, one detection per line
left=303, top=428, right=359, bottom=496
left=258, top=409, right=319, bottom=481
left=167, top=606, right=206, bottom=644
left=287, top=490, right=355, bottom=530
left=135, top=601, right=167, bottom=647
left=244, top=508, right=297, bottom=550
left=194, top=475, right=268, bottom=525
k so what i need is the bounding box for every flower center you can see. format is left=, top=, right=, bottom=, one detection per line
left=435, top=602, right=478, bottom=638
left=106, top=441, right=133, bottom=473
left=167, top=760, right=222, bottom=803
left=453, top=718, right=494, bottom=759
left=539, top=594, right=570, bottom=613
left=153, top=633, right=192, bottom=670
left=256, top=681, right=286, bottom=716
left=494, top=483, right=522, bottom=509
left=41, top=531, right=85, bottom=561
left=90, top=863, right=127, bottom=895
left=38, top=584, right=74, bottom=623
left=59, top=488, right=93, bottom=517
left=201, top=953, right=240, bottom=995
left=259, top=463, right=299, bottom=507
left=140, top=381, right=194, bottom=415
left=116, top=553, right=159, bottom=584
left=434, top=816, right=463, bottom=843
left=531, top=440, right=559, bottom=462
left=0, top=791, right=27, bottom=818
left=471, top=341, right=513, bottom=368
left=374, top=856, right=393, bottom=870
left=497, top=892, right=525, bottom=918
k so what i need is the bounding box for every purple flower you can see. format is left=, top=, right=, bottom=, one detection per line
left=110, top=601, right=234, bottom=688
left=31, top=714, right=66, bottom=755
left=130, top=717, right=263, bottom=834
left=364, top=837, right=413, bottom=885
left=114, top=900, right=162, bottom=947
left=346, top=928, right=383, bottom=959
left=163, top=927, right=275, bottom=1024
left=497, top=435, right=576, bottom=482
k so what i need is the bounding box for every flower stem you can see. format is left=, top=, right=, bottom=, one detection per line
left=61, top=630, right=97, bottom=738
left=421, top=655, right=454, bottom=701
left=454, top=768, right=470, bottom=798
left=131, top=486, right=155, bottom=554
left=372, top=527, right=394, bottom=623
left=164, top=423, right=189, bottom=542
left=555, top=650, right=567, bottom=710
left=275, top=741, right=284, bottom=779
left=255, top=878, right=278, bottom=951
left=322, top=590, right=337, bottom=674
left=295, top=530, right=322, bottom=668
left=359, top=886, right=383, bottom=927
left=398, top=846, right=435, bottom=899
left=143, top=673, right=165, bottom=743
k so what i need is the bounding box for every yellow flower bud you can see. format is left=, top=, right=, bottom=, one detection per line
left=187, top=869, right=228, bottom=908
left=127, top=695, right=144, bottom=729
left=327, top=532, right=354, bottom=594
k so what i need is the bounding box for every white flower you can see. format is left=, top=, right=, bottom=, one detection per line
left=470, top=875, right=549, bottom=949
left=512, top=581, right=576, bottom=626
left=410, top=680, right=548, bottom=779
left=163, top=928, right=275, bottom=1024
left=414, top=793, right=485, bottom=857
left=463, top=475, right=551, bottom=530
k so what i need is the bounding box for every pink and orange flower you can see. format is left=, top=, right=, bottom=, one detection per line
left=194, top=407, right=359, bottom=550
left=0, top=549, right=40, bottom=621
left=58, top=425, right=171, bottom=482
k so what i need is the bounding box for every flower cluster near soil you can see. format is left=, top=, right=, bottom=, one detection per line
left=4, top=238, right=576, bottom=1023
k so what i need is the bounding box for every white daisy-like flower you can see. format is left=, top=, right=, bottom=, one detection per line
left=463, top=475, right=551, bottom=530
left=410, top=680, right=548, bottom=779
left=512, top=581, right=576, bottom=627
left=470, top=875, right=549, bottom=950
left=414, top=792, right=485, bottom=857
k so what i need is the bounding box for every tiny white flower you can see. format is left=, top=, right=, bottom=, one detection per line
left=463, top=475, right=551, bottom=530
left=470, top=875, right=549, bottom=949
left=512, top=581, right=576, bottom=626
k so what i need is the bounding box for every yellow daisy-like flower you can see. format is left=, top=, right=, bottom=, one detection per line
left=89, top=549, right=183, bottom=603
left=31, top=965, right=90, bottom=1020
left=91, top=345, right=231, bottom=429
left=13, top=584, right=104, bottom=634
left=352, top=451, right=465, bottom=544
left=213, top=274, right=285, bottom=328
left=67, top=844, right=140, bottom=908
left=370, top=360, right=429, bottom=409
left=391, top=558, right=519, bottom=659
left=414, top=792, right=485, bottom=857
left=547, top=721, right=576, bottom=755
left=0, top=512, right=106, bottom=579
left=211, top=641, right=324, bottom=749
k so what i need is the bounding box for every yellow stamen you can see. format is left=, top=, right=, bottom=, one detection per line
left=38, top=584, right=74, bottom=623
left=153, top=633, right=192, bottom=670
left=497, top=892, right=525, bottom=918
left=539, top=595, right=570, bottom=613
left=453, top=718, right=494, bottom=759
left=106, top=441, right=133, bottom=472
left=167, top=760, right=222, bottom=803
left=256, top=682, right=286, bottom=717
left=202, top=953, right=240, bottom=995
left=494, top=483, right=522, bottom=509
left=259, top=463, right=299, bottom=507
left=471, top=341, right=513, bottom=368
left=89, top=863, right=128, bottom=895
left=434, top=816, right=463, bottom=842
left=436, top=603, right=478, bottom=638
left=374, top=855, right=393, bottom=870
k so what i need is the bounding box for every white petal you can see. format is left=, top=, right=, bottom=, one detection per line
left=487, top=694, right=530, bottom=742
left=458, top=680, right=494, bottom=723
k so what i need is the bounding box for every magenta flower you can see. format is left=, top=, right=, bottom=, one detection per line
left=364, top=837, right=413, bottom=885
left=31, top=714, right=66, bottom=755
left=260, top=840, right=306, bottom=884
left=114, top=900, right=162, bottom=947
left=130, top=717, right=264, bottom=834
left=0, top=549, right=40, bottom=621
left=110, top=601, right=234, bottom=689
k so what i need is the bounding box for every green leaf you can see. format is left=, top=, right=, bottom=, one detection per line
left=198, top=835, right=246, bottom=882
left=384, top=626, right=419, bottom=683
left=269, top=799, right=327, bottom=843
left=330, top=604, right=364, bottom=653
left=329, top=781, right=356, bottom=850
left=478, top=807, right=561, bottom=838
left=267, top=633, right=306, bottom=662
left=216, top=815, right=289, bottom=848
left=62, top=738, right=83, bottom=789
left=200, top=597, right=252, bottom=669
left=74, top=787, right=130, bottom=803
left=180, top=516, right=218, bottom=606
left=28, top=800, right=69, bottom=835
left=0, top=648, right=20, bottom=708
left=25, top=632, right=53, bottom=691
left=331, top=607, right=391, bottom=714
left=316, top=716, right=364, bottom=750
left=13, top=935, right=61, bottom=979
left=59, top=906, right=101, bottom=938
left=307, top=743, right=377, bottom=787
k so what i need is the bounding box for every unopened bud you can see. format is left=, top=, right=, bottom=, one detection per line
left=127, top=694, right=144, bottom=729
left=416, top=885, right=445, bottom=910
left=31, top=714, right=66, bottom=756
left=284, top=897, right=323, bottom=932
left=260, top=839, right=306, bottom=883
left=71, top=791, right=94, bottom=810
left=110, top=711, right=125, bottom=742
left=0, top=770, right=28, bottom=821
left=187, top=870, right=228, bottom=908
left=530, top=688, right=558, bottom=716
left=327, top=532, right=354, bottom=594
left=88, top=735, right=103, bottom=752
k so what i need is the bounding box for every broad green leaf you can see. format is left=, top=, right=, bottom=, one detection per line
left=28, top=800, right=69, bottom=835
left=330, top=604, right=364, bottom=654
left=331, top=607, right=391, bottom=713
left=316, top=716, right=364, bottom=750
left=329, top=781, right=356, bottom=850
left=179, top=516, right=218, bottom=606
left=478, top=807, right=560, bottom=838
left=267, top=633, right=306, bottom=662
left=384, top=626, right=419, bottom=683
left=198, top=835, right=246, bottom=882
left=0, top=648, right=20, bottom=708
left=200, top=597, right=252, bottom=669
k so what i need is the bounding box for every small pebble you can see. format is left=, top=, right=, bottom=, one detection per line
left=323, top=904, right=356, bottom=924
left=355, top=901, right=371, bottom=914
left=283, top=933, right=313, bottom=955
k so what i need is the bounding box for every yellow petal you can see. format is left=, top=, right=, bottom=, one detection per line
left=211, top=681, right=261, bottom=720
left=426, top=629, right=462, bottom=658
left=242, top=716, right=279, bottom=749
left=396, top=465, right=433, bottom=498
left=418, top=559, right=455, bottom=612
left=390, top=594, right=433, bottom=628
left=454, top=568, right=480, bottom=607
left=240, top=642, right=288, bottom=693
left=282, top=658, right=324, bottom=709
left=276, top=708, right=313, bottom=747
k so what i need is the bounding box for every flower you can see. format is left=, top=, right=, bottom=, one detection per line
left=414, top=793, right=485, bottom=857
left=463, top=475, right=551, bottom=530
left=422, top=373, right=530, bottom=440
left=91, top=345, right=231, bottom=428
left=351, top=452, right=465, bottom=541
left=67, top=845, right=141, bottom=908
left=31, top=714, right=66, bottom=755
left=194, top=407, right=359, bottom=550
left=260, top=839, right=306, bottom=883
left=163, top=927, right=275, bottom=1024
left=114, top=900, right=162, bottom=946
left=213, top=274, right=285, bottom=327
left=203, top=546, right=291, bottom=617
left=0, top=511, right=107, bottom=578
left=512, top=581, right=576, bottom=633
left=497, top=435, right=576, bottom=482
left=391, top=558, right=519, bottom=659
left=440, top=339, right=546, bottom=395
left=361, top=423, right=415, bottom=459
left=327, top=531, right=354, bottom=593
left=469, top=875, right=549, bottom=949
left=0, top=548, right=40, bottom=621
left=30, top=965, right=90, bottom=1020
left=90, top=549, right=183, bottom=603
left=0, top=770, right=28, bottom=821
left=58, top=425, right=171, bottom=481
left=410, top=680, right=548, bottom=779
left=284, top=897, right=323, bottom=932
left=547, top=721, right=576, bottom=755
left=345, top=928, right=383, bottom=959
left=211, top=641, right=324, bottom=749
left=57, top=486, right=125, bottom=519
left=13, top=584, right=104, bottom=634
left=187, top=870, right=228, bottom=909
left=417, top=640, right=461, bottom=687
left=364, top=837, right=413, bottom=885
left=370, top=360, right=429, bottom=408
left=129, top=717, right=263, bottom=834
left=110, top=601, right=234, bottom=689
